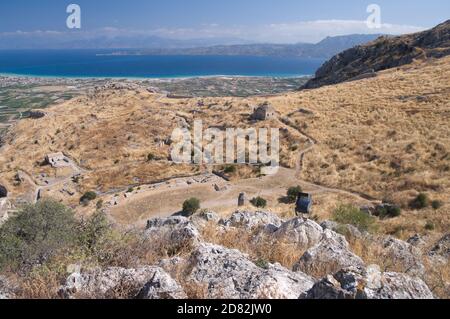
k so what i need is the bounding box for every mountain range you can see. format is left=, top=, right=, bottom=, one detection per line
left=98, top=34, right=383, bottom=59
left=112, top=34, right=383, bottom=59
left=0, top=31, right=382, bottom=59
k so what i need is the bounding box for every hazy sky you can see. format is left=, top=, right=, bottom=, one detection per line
left=0, top=0, right=448, bottom=43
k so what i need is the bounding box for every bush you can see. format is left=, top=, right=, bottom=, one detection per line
left=182, top=198, right=201, bottom=216
left=223, top=165, right=237, bottom=174
left=80, top=191, right=97, bottom=203
left=410, top=193, right=429, bottom=209
left=425, top=221, right=435, bottom=231
left=0, top=200, right=77, bottom=272
left=378, top=205, right=401, bottom=219
left=147, top=153, right=156, bottom=161
left=333, top=204, right=377, bottom=233
left=431, top=200, right=443, bottom=210
left=78, top=210, right=112, bottom=252
left=250, top=197, right=267, bottom=208
left=286, top=186, right=302, bottom=204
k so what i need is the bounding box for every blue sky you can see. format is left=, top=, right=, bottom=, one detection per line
left=0, top=0, right=448, bottom=43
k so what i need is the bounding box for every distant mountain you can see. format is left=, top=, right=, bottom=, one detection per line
left=112, top=34, right=382, bottom=59
left=0, top=33, right=252, bottom=50
left=302, top=20, right=450, bottom=89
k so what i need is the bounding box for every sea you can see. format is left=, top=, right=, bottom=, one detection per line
left=0, top=50, right=324, bottom=78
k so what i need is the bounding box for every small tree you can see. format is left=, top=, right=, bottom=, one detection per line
left=78, top=210, right=112, bottom=252
left=410, top=193, right=429, bottom=209
left=431, top=200, right=443, bottom=210
left=80, top=191, right=97, bottom=204
left=250, top=196, right=267, bottom=208
left=182, top=198, right=201, bottom=216
left=286, top=186, right=302, bottom=203
left=0, top=200, right=76, bottom=272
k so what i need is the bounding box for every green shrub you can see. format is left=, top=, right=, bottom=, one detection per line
left=182, top=198, right=201, bottom=216
left=425, top=221, right=435, bottom=231
left=224, top=165, right=237, bottom=174
left=78, top=210, right=112, bottom=252
left=147, top=153, right=156, bottom=161
left=333, top=204, right=377, bottom=233
left=286, top=186, right=302, bottom=203
left=431, top=200, right=443, bottom=210
left=250, top=197, right=267, bottom=208
left=378, top=205, right=401, bottom=219
left=80, top=191, right=97, bottom=203
left=254, top=258, right=269, bottom=269
left=0, top=200, right=76, bottom=272
left=410, top=193, right=429, bottom=209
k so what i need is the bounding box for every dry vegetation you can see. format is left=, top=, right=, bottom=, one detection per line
left=0, top=54, right=449, bottom=285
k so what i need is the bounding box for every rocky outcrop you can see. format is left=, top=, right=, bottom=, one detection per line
left=60, top=266, right=185, bottom=299
left=145, top=216, right=201, bottom=249
left=189, top=210, right=220, bottom=229
left=320, top=220, right=364, bottom=240
left=305, top=265, right=434, bottom=299
left=136, top=269, right=187, bottom=299
left=380, top=237, right=425, bottom=276
left=273, top=218, right=323, bottom=250
left=220, top=210, right=283, bottom=230
left=302, top=20, right=450, bottom=89
left=428, top=234, right=450, bottom=262
left=294, top=229, right=365, bottom=278
left=185, top=243, right=315, bottom=299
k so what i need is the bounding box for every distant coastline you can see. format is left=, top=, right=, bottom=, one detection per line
left=0, top=72, right=312, bottom=81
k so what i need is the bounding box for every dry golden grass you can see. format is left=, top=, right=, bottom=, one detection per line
left=345, top=234, right=449, bottom=299
left=201, top=221, right=305, bottom=269
left=0, top=54, right=448, bottom=252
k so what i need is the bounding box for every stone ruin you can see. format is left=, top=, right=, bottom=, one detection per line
left=250, top=102, right=277, bottom=121
left=45, top=152, right=70, bottom=168
left=238, top=192, right=246, bottom=207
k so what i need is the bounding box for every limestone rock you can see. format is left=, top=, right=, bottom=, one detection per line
left=185, top=243, right=315, bottom=299
left=294, top=229, right=365, bottom=278
left=407, top=234, right=428, bottom=249
left=60, top=266, right=184, bottom=299
left=136, top=268, right=187, bottom=299
left=381, top=237, right=425, bottom=276
left=274, top=218, right=324, bottom=250
left=304, top=265, right=434, bottom=299
left=220, top=211, right=283, bottom=230
left=190, top=210, right=220, bottom=229
left=145, top=216, right=201, bottom=249
left=428, top=234, right=450, bottom=262
left=320, top=220, right=364, bottom=240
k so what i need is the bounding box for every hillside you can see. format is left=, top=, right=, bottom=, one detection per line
left=303, top=20, right=450, bottom=89
left=0, top=38, right=449, bottom=300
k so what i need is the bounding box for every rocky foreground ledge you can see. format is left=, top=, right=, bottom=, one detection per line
left=38, top=210, right=445, bottom=300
